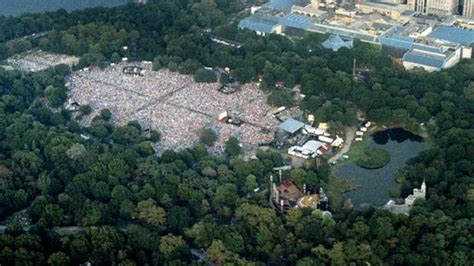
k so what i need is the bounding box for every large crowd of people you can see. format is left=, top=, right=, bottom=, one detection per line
left=6, top=50, right=79, bottom=72
left=68, top=62, right=278, bottom=152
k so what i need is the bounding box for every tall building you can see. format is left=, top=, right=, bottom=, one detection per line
left=426, top=0, right=458, bottom=15
left=408, top=0, right=459, bottom=15
left=464, top=0, right=474, bottom=18
left=408, top=0, right=427, bottom=13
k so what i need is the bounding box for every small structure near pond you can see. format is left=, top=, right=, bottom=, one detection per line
left=383, top=180, right=426, bottom=215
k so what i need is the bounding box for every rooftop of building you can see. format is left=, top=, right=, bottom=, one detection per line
left=302, top=139, right=325, bottom=152
left=279, top=118, right=305, bottom=134
left=277, top=179, right=304, bottom=201
left=356, top=1, right=407, bottom=12
left=239, top=13, right=280, bottom=33
left=292, top=4, right=328, bottom=15
left=322, top=34, right=354, bottom=50
left=280, top=13, right=314, bottom=30
left=402, top=49, right=447, bottom=69
left=263, top=0, right=310, bottom=12
left=428, top=25, right=474, bottom=46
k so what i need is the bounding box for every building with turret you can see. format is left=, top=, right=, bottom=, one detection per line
left=405, top=179, right=426, bottom=205
left=384, top=180, right=426, bottom=215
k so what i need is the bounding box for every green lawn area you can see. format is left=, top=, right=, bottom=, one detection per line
left=347, top=137, right=369, bottom=161
left=346, top=134, right=391, bottom=169
left=355, top=147, right=391, bottom=169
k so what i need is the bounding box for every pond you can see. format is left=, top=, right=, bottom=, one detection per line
left=0, top=0, right=128, bottom=16
left=336, top=128, right=428, bottom=208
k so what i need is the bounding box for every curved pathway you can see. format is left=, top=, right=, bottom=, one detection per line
left=328, top=127, right=356, bottom=164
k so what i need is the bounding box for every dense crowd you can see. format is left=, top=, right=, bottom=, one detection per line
left=6, top=50, right=79, bottom=72
left=68, top=62, right=278, bottom=152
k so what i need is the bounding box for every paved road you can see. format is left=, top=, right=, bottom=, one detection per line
left=328, top=127, right=356, bottom=164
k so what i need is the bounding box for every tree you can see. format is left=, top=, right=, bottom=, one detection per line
left=186, top=221, right=218, bottom=247
left=207, top=240, right=241, bottom=265
left=66, top=143, right=86, bottom=160
left=225, top=137, right=241, bottom=156
left=133, top=199, right=166, bottom=226
left=180, top=59, right=199, bottom=74
left=194, top=69, right=217, bottom=83
left=90, top=226, right=124, bottom=264
left=46, top=86, right=67, bottom=108
left=126, top=224, right=160, bottom=252
left=111, top=125, right=141, bottom=144
left=37, top=174, right=51, bottom=195
left=234, top=203, right=279, bottom=231
left=149, top=130, right=161, bottom=142
left=167, top=206, right=192, bottom=233
left=245, top=174, right=258, bottom=192
left=111, top=52, right=121, bottom=63
left=100, top=109, right=112, bottom=121
left=159, top=234, right=187, bottom=259
left=47, top=252, right=69, bottom=266
left=168, top=61, right=178, bottom=72
left=152, top=56, right=162, bottom=71
left=79, top=105, right=92, bottom=116
left=200, top=128, right=217, bottom=146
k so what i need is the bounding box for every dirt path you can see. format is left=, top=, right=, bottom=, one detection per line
left=328, top=127, right=356, bottom=164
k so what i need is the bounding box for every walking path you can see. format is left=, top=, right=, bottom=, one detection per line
left=328, top=127, right=356, bottom=164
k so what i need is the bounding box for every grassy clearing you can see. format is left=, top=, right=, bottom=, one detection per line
left=354, top=147, right=390, bottom=169
left=347, top=137, right=369, bottom=161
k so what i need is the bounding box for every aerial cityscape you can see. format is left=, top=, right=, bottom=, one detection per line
left=0, top=0, right=473, bottom=265
left=240, top=0, right=474, bottom=71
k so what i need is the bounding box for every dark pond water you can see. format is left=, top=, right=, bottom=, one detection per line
left=0, top=0, right=128, bottom=17
left=336, top=128, right=428, bottom=208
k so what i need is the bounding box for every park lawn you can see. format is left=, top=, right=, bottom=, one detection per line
left=355, top=147, right=391, bottom=169
left=347, top=137, right=369, bottom=161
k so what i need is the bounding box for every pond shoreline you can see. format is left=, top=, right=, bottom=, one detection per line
left=333, top=127, right=429, bottom=208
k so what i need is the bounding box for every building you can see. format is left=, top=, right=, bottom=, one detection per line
left=270, top=177, right=329, bottom=212
left=238, top=13, right=282, bottom=36
left=426, top=0, right=458, bottom=15
left=408, top=0, right=458, bottom=15
left=464, top=0, right=474, bottom=18
left=405, top=179, right=427, bottom=205
left=279, top=118, right=306, bottom=135
left=272, top=179, right=304, bottom=211
left=240, top=0, right=474, bottom=70
left=356, top=1, right=407, bottom=19
left=383, top=180, right=426, bottom=215
left=402, top=45, right=462, bottom=71
left=322, top=34, right=354, bottom=51
left=279, top=13, right=314, bottom=31
left=292, top=2, right=329, bottom=17
left=288, top=140, right=326, bottom=158
left=428, top=25, right=474, bottom=58
left=263, top=0, right=311, bottom=12
left=380, top=21, right=472, bottom=71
